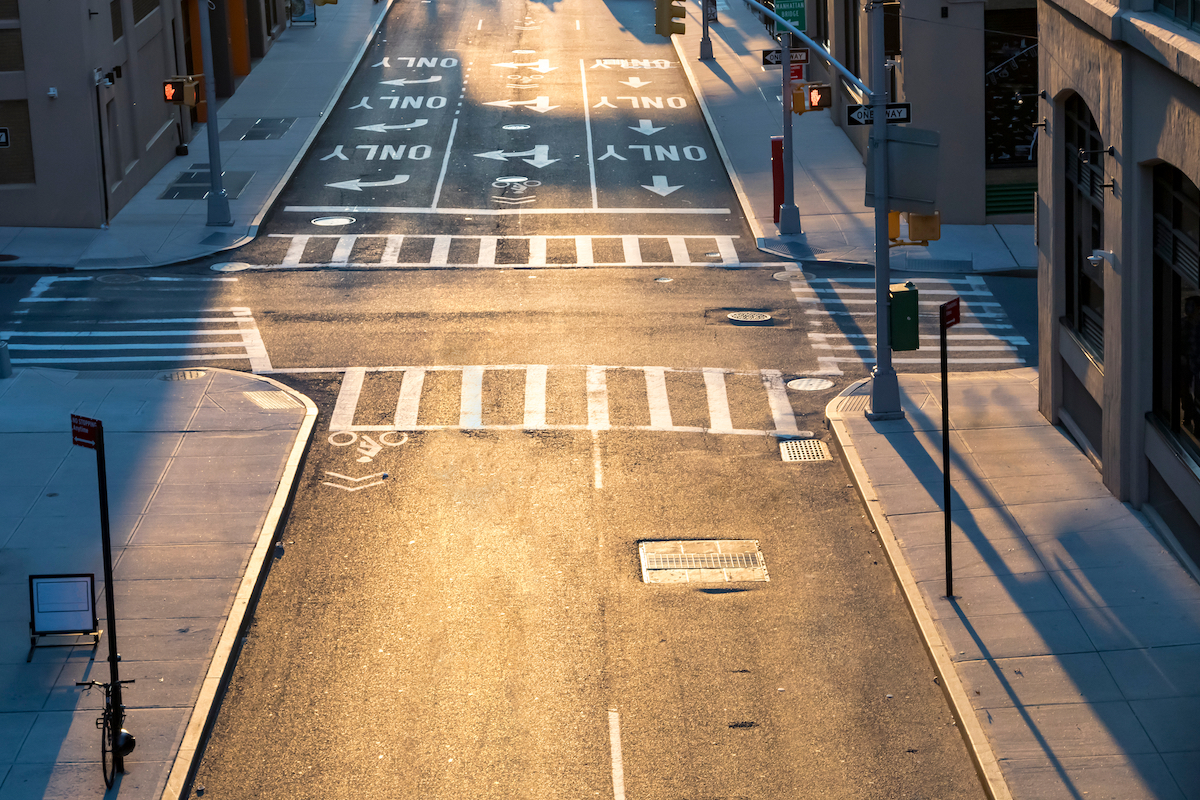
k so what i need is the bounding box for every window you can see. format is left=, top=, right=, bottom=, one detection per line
left=1063, top=94, right=1106, bottom=361
left=1153, top=163, right=1200, bottom=462
left=1156, top=0, right=1200, bottom=31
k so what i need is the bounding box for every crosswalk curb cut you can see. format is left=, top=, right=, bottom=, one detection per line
left=162, top=370, right=317, bottom=800
left=824, top=379, right=1013, bottom=800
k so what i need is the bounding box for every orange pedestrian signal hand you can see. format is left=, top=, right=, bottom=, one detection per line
left=809, top=87, right=821, bottom=108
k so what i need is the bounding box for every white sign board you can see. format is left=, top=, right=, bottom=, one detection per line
left=29, top=574, right=97, bottom=635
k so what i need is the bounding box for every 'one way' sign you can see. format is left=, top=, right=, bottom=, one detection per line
left=846, top=103, right=912, bottom=125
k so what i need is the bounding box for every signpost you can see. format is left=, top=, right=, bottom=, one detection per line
left=71, top=415, right=131, bottom=775
left=846, top=102, right=912, bottom=125
left=939, top=298, right=961, bottom=598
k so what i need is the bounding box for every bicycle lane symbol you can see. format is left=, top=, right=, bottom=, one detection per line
left=328, top=430, right=408, bottom=463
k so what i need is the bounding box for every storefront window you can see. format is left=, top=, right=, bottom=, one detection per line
left=1063, top=94, right=1106, bottom=361
left=1153, top=163, right=1200, bottom=462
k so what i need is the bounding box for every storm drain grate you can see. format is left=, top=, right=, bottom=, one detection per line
left=780, top=439, right=831, bottom=462
left=838, top=394, right=871, bottom=413
left=639, top=540, right=769, bottom=584
left=244, top=390, right=301, bottom=410
left=158, top=369, right=208, bottom=381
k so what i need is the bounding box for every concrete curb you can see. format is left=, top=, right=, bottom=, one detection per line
left=825, top=379, right=1013, bottom=800
left=160, top=369, right=317, bottom=800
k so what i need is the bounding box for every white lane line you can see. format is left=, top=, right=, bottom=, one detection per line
left=19, top=297, right=96, bottom=303
left=380, top=235, right=404, bottom=265
left=478, top=237, right=497, bottom=266
left=592, top=429, right=604, bottom=489
left=431, top=235, right=452, bottom=266
left=761, top=369, right=799, bottom=434
left=667, top=236, right=689, bottom=264
left=431, top=117, right=459, bottom=209
left=811, top=343, right=1021, bottom=352
left=239, top=317, right=274, bottom=372
left=608, top=710, right=626, bottom=800
left=460, top=365, right=483, bottom=428
left=330, top=367, right=366, bottom=429
left=92, top=317, right=260, bottom=324
left=13, top=341, right=248, bottom=351
left=717, top=236, right=739, bottom=265
left=395, top=368, right=426, bottom=428
left=622, top=236, right=641, bottom=265
left=528, top=236, right=547, bottom=266
left=331, top=236, right=355, bottom=264
left=803, top=287, right=994, bottom=296
left=283, top=235, right=310, bottom=266
left=580, top=59, right=599, bottom=209
left=283, top=205, right=733, bottom=216
left=702, top=368, right=733, bottom=432
left=807, top=332, right=1028, bottom=342
left=2, top=329, right=243, bottom=338
left=576, top=235, right=594, bottom=266
left=12, top=354, right=251, bottom=364
left=587, top=366, right=609, bottom=430
left=806, top=276, right=981, bottom=285
left=644, top=367, right=672, bottom=429
left=524, top=365, right=547, bottom=428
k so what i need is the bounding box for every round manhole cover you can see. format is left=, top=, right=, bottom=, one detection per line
left=211, top=262, right=253, bottom=272
left=654, top=276, right=673, bottom=283
left=772, top=271, right=810, bottom=281
left=788, top=377, right=835, bottom=391
left=311, top=216, right=356, bottom=226
left=97, top=274, right=143, bottom=284
left=728, top=311, right=773, bottom=326
left=158, top=369, right=207, bottom=381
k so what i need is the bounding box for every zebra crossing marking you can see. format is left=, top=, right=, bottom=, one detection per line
left=314, top=364, right=804, bottom=436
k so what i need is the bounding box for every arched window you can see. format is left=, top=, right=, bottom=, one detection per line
left=1153, top=163, right=1200, bottom=460
left=1063, top=94, right=1106, bottom=361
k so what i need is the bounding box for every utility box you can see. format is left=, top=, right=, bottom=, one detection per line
left=889, top=281, right=920, bottom=351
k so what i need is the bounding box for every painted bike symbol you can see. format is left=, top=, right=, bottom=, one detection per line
left=329, top=430, right=408, bottom=462
left=491, top=176, right=541, bottom=206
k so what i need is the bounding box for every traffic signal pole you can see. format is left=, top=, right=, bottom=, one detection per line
left=197, top=0, right=232, bottom=226
left=778, top=36, right=801, bottom=235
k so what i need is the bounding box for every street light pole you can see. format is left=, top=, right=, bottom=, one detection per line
left=867, top=0, right=902, bottom=419
left=197, top=0, right=232, bottom=226
left=778, top=33, right=801, bottom=235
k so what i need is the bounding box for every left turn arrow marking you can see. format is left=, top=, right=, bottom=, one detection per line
left=325, top=175, right=410, bottom=191
left=355, top=120, right=429, bottom=132
left=380, top=76, right=443, bottom=86
left=474, top=145, right=558, bottom=167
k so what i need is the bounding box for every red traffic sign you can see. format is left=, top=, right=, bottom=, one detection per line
left=940, top=297, right=961, bottom=329
left=789, top=63, right=805, bottom=82
left=71, top=415, right=101, bottom=449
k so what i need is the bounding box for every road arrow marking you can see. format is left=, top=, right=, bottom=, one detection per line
left=325, top=174, right=410, bottom=192
left=629, top=119, right=665, bottom=136
left=380, top=76, right=443, bottom=87
left=483, top=96, right=559, bottom=113
left=641, top=175, right=683, bottom=196
left=474, top=145, right=558, bottom=167
left=492, top=59, right=556, bottom=73
left=322, top=471, right=389, bottom=491
left=355, top=119, right=429, bottom=133
left=619, top=77, right=651, bottom=88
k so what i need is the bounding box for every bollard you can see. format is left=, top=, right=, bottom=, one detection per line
left=0, top=340, right=11, bottom=378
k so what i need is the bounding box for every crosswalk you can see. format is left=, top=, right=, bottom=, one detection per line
left=291, top=364, right=808, bottom=436
left=3, top=276, right=272, bottom=371
left=240, top=233, right=767, bottom=269
left=787, top=273, right=1027, bottom=374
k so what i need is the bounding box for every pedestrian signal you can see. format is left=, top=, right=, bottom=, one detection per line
left=806, top=84, right=832, bottom=110
left=163, top=76, right=198, bottom=107
left=654, top=0, right=685, bottom=36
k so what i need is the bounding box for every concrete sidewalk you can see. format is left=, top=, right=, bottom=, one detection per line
left=0, top=1, right=390, bottom=270
left=0, top=367, right=315, bottom=800
left=826, top=371, right=1200, bottom=800
left=674, top=0, right=1038, bottom=272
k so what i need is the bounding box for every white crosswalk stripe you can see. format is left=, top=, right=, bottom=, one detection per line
left=251, top=233, right=764, bottom=268
left=789, top=274, right=1027, bottom=375
left=285, top=365, right=807, bottom=436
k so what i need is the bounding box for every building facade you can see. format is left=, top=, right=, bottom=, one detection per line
left=1038, top=0, right=1200, bottom=563
left=0, top=0, right=285, bottom=229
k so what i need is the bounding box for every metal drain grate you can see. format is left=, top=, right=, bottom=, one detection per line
left=158, top=369, right=208, bottom=381
left=645, top=552, right=765, bottom=570
left=838, top=394, right=871, bottom=413
left=780, top=439, right=831, bottom=462
left=244, top=390, right=301, bottom=409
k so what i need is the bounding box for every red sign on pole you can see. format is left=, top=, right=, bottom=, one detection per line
left=71, top=415, right=100, bottom=449
left=790, top=63, right=805, bottom=82
left=940, top=297, right=961, bottom=329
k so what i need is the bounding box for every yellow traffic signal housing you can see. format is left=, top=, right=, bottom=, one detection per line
left=655, top=0, right=685, bottom=37
left=163, top=76, right=198, bottom=107
left=907, top=211, right=941, bottom=242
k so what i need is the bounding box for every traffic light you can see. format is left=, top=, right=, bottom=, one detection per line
left=163, top=76, right=198, bottom=107
left=805, top=83, right=832, bottom=111
left=655, top=0, right=685, bottom=37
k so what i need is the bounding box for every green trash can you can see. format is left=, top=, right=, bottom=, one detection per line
left=889, top=281, right=920, bottom=351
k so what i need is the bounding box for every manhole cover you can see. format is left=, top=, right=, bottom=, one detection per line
left=638, top=540, right=769, bottom=584
left=311, top=216, right=356, bottom=226
left=96, top=274, right=143, bottom=284
left=158, top=369, right=207, bottom=381
left=654, top=276, right=673, bottom=283
left=780, top=439, right=831, bottom=462
left=211, top=262, right=254, bottom=272
left=728, top=311, right=773, bottom=326
left=772, top=271, right=810, bottom=281
left=787, top=377, right=834, bottom=391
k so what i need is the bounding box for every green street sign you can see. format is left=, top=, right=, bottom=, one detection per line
left=775, top=0, right=806, bottom=29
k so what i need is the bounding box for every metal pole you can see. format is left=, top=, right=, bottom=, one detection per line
left=778, top=34, right=801, bottom=234
left=867, top=0, right=901, bottom=418
left=941, top=316, right=953, bottom=598
left=95, top=423, right=126, bottom=773
left=197, top=0, right=232, bottom=226
left=700, top=0, right=714, bottom=60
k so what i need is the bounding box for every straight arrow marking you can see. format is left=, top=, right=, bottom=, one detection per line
left=641, top=175, right=682, bottom=196
left=629, top=119, right=665, bottom=135
left=619, top=77, right=651, bottom=88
